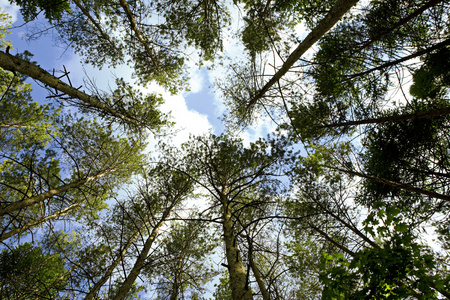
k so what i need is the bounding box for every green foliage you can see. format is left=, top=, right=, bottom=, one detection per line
left=0, top=11, right=12, bottom=50
left=0, top=242, right=68, bottom=299
left=147, top=220, right=218, bottom=299
left=11, top=0, right=71, bottom=22
left=319, top=233, right=447, bottom=299
left=361, top=98, right=450, bottom=211
left=212, top=270, right=233, bottom=300
left=155, top=0, right=229, bottom=61
left=410, top=47, right=450, bottom=99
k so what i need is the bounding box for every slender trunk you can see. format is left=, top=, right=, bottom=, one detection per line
left=72, top=0, right=115, bottom=46
left=0, top=202, right=80, bottom=241
left=306, top=221, right=356, bottom=256
left=169, top=272, right=180, bottom=300
left=84, top=224, right=146, bottom=300
left=169, top=256, right=184, bottom=300
left=118, top=0, right=159, bottom=69
left=248, top=242, right=269, bottom=300
left=0, top=124, right=30, bottom=129
left=0, top=170, right=114, bottom=217
left=222, top=191, right=253, bottom=300
left=246, top=0, right=359, bottom=111
left=331, top=167, right=450, bottom=202
left=34, top=266, right=76, bottom=300
left=323, top=106, right=450, bottom=128
left=0, top=51, right=142, bottom=127
left=348, top=38, right=450, bottom=79
left=358, top=0, right=444, bottom=50
left=112, top=205, right=174, bottom=300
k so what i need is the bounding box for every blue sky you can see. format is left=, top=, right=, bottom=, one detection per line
left=0, top=0, right=280, bottom=149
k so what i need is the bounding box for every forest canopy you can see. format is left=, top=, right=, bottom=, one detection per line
left=0, top=0, right=450, bottom=299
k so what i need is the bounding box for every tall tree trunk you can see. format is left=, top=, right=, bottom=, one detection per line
left=331, top=167, right=450, bottom=202
left=0, top=202, right=80, bottom=241
left=357, top=0, right=444, bottom=50
left=248, top=240, right=270, bottom=300
left=0, top=51, right=143, bottom=127
left=84, top=223, right=147, bottom=300
left=221, top=191, right=253, bottom=300
left=348, top=38, right=450, bottom=79
left=112, top=205, right=174, bottom=300
left=169, top=256, right=184, bottom=300
left=322, top=106, right=450, bottom=128
left=0, top=170, right=114, bottom=217
left=246, top=0, right=359, bottom=111
left=118, top=0, right=159, bottom=68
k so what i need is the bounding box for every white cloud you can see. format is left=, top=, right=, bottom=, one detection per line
left=0, top=0, right=19, bottom=23
left=55, top=48, right=213, bottom=150
left=159, top=91, right=212, bottom=146
left=187, top=68, right=204, bottom=94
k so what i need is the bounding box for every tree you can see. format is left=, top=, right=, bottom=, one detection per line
left=0, top=115, right=146, bottom=242
left=287, top=142, right=450, bottom=298
left=180, top=134, right=291, bottom=299
left=0, top=50, right=168, bottom=132
left=3, top=0, right=450, bottom=299
left=145, top=220, right=217, bottom=299
left=0, top=242, right=68, bottom=299
left=110, top=163, right=194, bottom=300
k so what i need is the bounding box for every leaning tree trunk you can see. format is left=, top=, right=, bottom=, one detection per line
left=84, top=221, right=148, bottom=300
left=246, top=0, right=360, bottom=111
left=0, top=169, right=114, bottom=217
left=0, top=51, right=143, bottom=127
left=112, top=205, right=174, bottom=300
left=0, top=202, right=80, bottom=241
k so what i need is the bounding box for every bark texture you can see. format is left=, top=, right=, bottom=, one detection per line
left=0, top=170, right=113, bottom=217
left=246, top=0, right=360, bottom=110
left=222, top=191, right=253, bottom=300
left=0, top=51, right=142, bottom=127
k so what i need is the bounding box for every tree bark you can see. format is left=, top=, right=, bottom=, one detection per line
left=246, top=0, right=359, bottom=111
left=0, top=202, right=80, bottom=242
left=118, top=0, right=159, bottom=69
left=222, top=190, right=253, bottom=300
left=323, top=106, right=450, bottom=128
left=0, top=170, right=114, bottom=217
left=0, top=51, right=143, bottom=127
left=248, top=241, right=270, bottom=300
left=84, top=224, right=145, bottom=300
left=112, top=205, right=174, bottom=300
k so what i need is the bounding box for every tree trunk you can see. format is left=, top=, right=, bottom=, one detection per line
left=246, top=0, right=359, bottom=111
left=331, top=167, right=450, bottom=203
left=112, top=205, right=174, bottom=300
left=0, top=202, right=80, bottom=241
left=0, top=170, right=114, bottom=217
left=118, top=0, right=158, bottom=68
left=72, top=0, right=116, bottom=46
left=222, top=192, right=253, bottom=300
left=84, top=223, right=146, bottom=300
left=322, top=106, right=450, bottom=128
left=0, top=51, right=143, bottom=127
left=248, top=241, right=270, bottom=300
left=357, top=0, right=444, bottom=50
left=348, top=38, right=450, bottom=79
